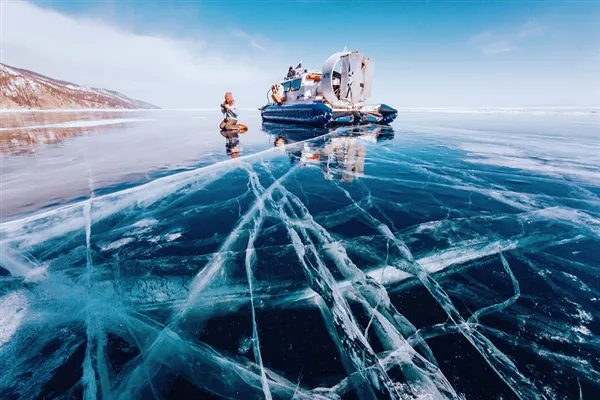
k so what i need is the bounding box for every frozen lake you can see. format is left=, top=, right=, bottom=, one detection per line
left=1, top=108, right=599, bottom=399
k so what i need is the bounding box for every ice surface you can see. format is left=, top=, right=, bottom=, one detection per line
left=0, top=110, right=599, bottom=399
left=0, top=118, right=152, bottom=131
left=0, top=291, right=29, bottom=347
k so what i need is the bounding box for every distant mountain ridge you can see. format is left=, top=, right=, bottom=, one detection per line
left=0, top=63, right=159, bottom=110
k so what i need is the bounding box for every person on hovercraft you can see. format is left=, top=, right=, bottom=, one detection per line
left=286, top=66, right=296, bottom=79
left=271, top=84, right=286, bottom=105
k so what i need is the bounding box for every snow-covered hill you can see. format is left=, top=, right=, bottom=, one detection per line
left=0, top=63, right=159, bottom=110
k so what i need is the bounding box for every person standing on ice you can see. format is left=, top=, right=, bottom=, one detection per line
left=220, top=92, right=247, bottom=132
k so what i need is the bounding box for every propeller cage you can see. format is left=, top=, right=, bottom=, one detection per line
left=320, top=51, right=374, bottom=108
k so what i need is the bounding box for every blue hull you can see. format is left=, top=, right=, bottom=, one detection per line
left=260, top=103, right=333, bottom=126
left=260, top=103, right=397, bottom=127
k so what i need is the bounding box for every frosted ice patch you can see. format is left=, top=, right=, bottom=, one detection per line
left=573, top=309, right=593, bottom=323
left=460, top=143, right=524, bottom=157
left=545, top=335, right=569, bottom=343
left=238, top=336, right=252, bottom=355
left=413, top=220, right=444, bottom=234
left=131, top=219, right=158, bottom=232
left=101, top=237, right=135, bottom=251
left=0, top=291, right=28, bottom=348
left=562, top=272, right=578, bottom=281
left=366, top=265, right=412, bottom=285
left=464, top=157, right=600, bottom=184
left=132, top=219, right=158, bottom=228
left=164, top=232, right=182, bottom=242
left=129, top=219, right=160, bottom=237
left=145, top=233, right=181, bottom=244
left=24, top=265, right=48, bottom=283
left=147, top=236, right=161, bottom=244
left=572, top=325, right=591, bottom=336
left=0, top=251, right=48, bottom=281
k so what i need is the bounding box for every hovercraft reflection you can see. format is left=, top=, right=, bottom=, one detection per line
left=265, top=123, right=394, bottom=182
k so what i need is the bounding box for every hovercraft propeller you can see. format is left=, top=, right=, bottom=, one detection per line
left=320, top=50, right=371, bottom=107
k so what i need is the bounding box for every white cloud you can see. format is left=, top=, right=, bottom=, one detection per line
left=481, top=41, right=516, bottom=55
left=467, top=30, right=493, bottom=45
left=1, top=1, right=282, bottom=107
left=232, top=29, right=267, bottom=51
left=517, top=19, right=545, bottom=38
left=468, top=19, right=546, bottom=56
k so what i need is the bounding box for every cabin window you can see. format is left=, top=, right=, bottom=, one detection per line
left=291, top=78, right=302, bottom=91
left=281, top=78, right=302, bottom=92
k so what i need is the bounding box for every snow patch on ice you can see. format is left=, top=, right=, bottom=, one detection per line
left=0, top=291, right=28, bottom=348
left=24, top=265, right=49, bottom=283
left=133, top=219, right=158, bottom=228
left=164, top=232, right=182, bottom=242
left=238, top=337, right=252, bottom=355
left=464, top=156, right=600, bottom=184
left=572, top=325, right=591, bottom=336
left=573, top=309, right=593, bottom=323
left=101, top=237, right=135, bottom=251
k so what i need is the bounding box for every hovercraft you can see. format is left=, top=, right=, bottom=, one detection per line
left=260, top=50, right=397, bottom=127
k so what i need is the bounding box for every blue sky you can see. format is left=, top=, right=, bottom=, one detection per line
left=3, top=0, right=599, bottom=107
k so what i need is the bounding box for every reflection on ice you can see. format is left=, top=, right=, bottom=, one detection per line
left=1, top=114, right=599, bottom=399
left=267, top=123, right=394, bottom=182
left=0, top=118, right=151, bottom=132
left=0, top=111, right=154, bottom=155
left=220, top=129, right=244, bottom=158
